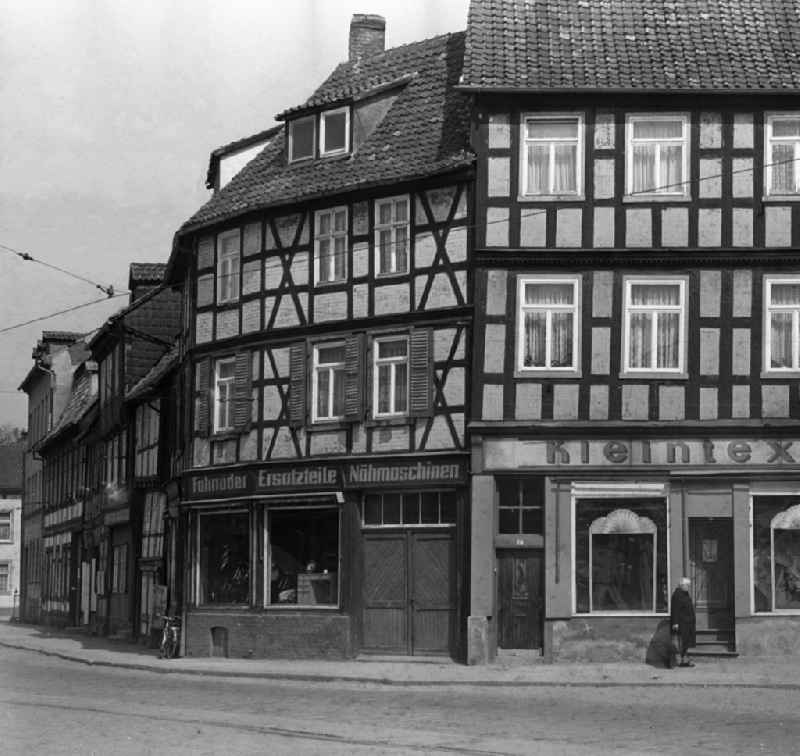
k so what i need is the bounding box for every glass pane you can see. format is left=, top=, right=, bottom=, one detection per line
left=771, top=313, right=794, bottom=368
left=317, top=370, right=330, bottom=417
left=395, top=363, right=407, bottom=412
left=291, top=118, right=314, bottom=159
left=379, top=229, right=392, bottom=272
left=632, top=119, right=683, bottom=139
left=527, top=118, right=578, bottom=139
left=402, top=494, right=420, bottom=524
left=394, top=199, right=407, bottom=222
left=395, top=227, right=408, bottom=272
left=378, top=339, right=407, bottom=359
left=383, top=494, right=401, bottom=524
left=198, top=512, right=250, bottom=605
left=629, top=312, right=652, bottom=368
left=772, top=119, right=800, bottom=138
left=319, top=212, right=331, bottom=236
left=332, top=367, right=346, bottom=416
left=524, top=312, right=547, bottom=367
left=656, top=312, right=680, bottom=369
left=363, top=495, right=381, bottom=525
left=771, top=144, right=796, bottom=193
left=772, top=283, right=800, bottom=305
left=318, top=345, right=345, bottom=364
left=592, top=534, right=654, bottom=611
left=659, top=144, right=683, bottom=191
left=378, top=364, right=391, bottom=414
left=773, top=529, right=800, bottom=610
left=218, top=361, right=236, bottom=378
left=632, top=144, right=656, bottom=193
left=324, top=112, right=347, bottom=152
left=521, top=507, right=544, bottom=535
left=525, top=282, right=574, bottom=305
left=552, top=144, right=577, bottom=192
left=318, top=238, right=331, bottom=280
left=498, top=508, right=519, bottom=534
left=440, top=492, right=457, bottom=524
left=334, top=210, right=347, bottom=232
left=630, top=284, right=680, bottom=306
left=527, top=144, right=550, bottom=194
left=549, top=312, right=574, bottom=367
left=221, top=234, right=239, bottom=256
left=334, top=237, right=346, bottom=279
left=378, top=202, right=392, bottom=225
left=420, top=492, right=439, bottom=523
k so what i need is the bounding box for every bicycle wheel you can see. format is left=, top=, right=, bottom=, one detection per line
left=163, top=632, right=177, bottom=659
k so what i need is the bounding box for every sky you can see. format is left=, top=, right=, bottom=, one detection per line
left=0, top=0, right=471, bottom=429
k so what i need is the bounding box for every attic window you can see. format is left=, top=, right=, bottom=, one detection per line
left=320, top=107, right=350, bottom=156
left=289, top=115, right=315, bottom=162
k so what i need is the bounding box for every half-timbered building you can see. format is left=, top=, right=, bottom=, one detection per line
left=166, top=15, right=474, bottom=659
left=463, top=0, right=800, bottom=662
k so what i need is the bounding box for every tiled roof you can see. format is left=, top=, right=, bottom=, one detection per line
left=0, top=442, right=23, bottom=493
left=126, top=344, right=179, bottom=403
left=178, top=32, right=473, bottom=232
left=461, top=0, right=800, bottom=91
left=37, top=369, right=96, bottom=451
left=129, top=263, right=166, bottom=285
left=41, top=331, right=85, bottom=342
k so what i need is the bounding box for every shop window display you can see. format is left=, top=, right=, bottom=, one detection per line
left=198, top=511, right=249, bottom=605
left=575, top=498, right=668, bottom=613
left=753, top=496, right=800, bottom=612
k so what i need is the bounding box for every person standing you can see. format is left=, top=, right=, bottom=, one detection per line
left=670, top=577, right=696, bottom=668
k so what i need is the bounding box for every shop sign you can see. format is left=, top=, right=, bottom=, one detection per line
left=484, top=439, right=800, bottom=470
left=184, top=458, right=466, bottom=500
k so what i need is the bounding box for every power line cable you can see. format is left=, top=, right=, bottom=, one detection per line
left=0, top=293, right=128, bottom=336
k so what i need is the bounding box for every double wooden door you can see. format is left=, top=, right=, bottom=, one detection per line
left=497, top=549, right=544, bottom=650
left=362, top=530, right=454, bottom=655
left=689, top=518, right=734, bottom=631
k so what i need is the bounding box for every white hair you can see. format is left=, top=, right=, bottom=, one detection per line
left=680, top=577, right=691, bottom=586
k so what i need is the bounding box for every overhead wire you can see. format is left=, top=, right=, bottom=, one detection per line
left=0, top=293, right=129, bottom=336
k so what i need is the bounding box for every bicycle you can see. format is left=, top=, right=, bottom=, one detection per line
left=159, top=614, right=181, bottom=659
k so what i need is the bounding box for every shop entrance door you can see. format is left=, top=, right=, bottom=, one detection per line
left=497, top=549, right=544, bottom=649
left=689, top=519, right=734, bottom=631
left=362, top=531, right=454, bottom=656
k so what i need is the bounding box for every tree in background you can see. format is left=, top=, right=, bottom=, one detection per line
left=0, top=424, right=26, bottom=445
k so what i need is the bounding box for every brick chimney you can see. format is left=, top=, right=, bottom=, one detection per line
left=349, top=14, right=386, bottom=62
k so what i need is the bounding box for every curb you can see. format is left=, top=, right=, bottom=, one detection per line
left=3, top=639, right=800, bottom=689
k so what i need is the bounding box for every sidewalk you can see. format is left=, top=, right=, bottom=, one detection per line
left=2, top=620, right=799, bottom=688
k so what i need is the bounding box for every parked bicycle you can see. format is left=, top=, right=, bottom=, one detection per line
left=159, top=614, right=181, bottom=659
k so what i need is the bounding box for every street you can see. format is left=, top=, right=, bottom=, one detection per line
left=2, top=646, right=799, bottom=755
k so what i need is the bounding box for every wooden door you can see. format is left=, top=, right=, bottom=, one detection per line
left=497, top=549, right=544, bottom=649
left=362, top=531, right=454, bottom=655
left=689, top=519, right=734, bottom=631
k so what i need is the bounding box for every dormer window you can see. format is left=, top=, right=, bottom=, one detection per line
left=320, top=107, right=350, bottom=156
left=289, top=115, right=315, bottom=162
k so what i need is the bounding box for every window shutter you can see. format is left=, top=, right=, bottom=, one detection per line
left=233, top=351, right=252, bottom=431
left=288, top=342, right=307, bottom=428
left=409, top=329, right=433, bottom=417
left=195, top=359, right=211, bottom=437
left=345, top=333, right=365, bottom=421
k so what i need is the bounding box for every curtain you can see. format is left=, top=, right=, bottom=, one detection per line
left=631, top=120, right=683, bottom=193
left=553, top=144, right=577, bottom=193
left=523, top=283, right=573, bottom=367
left=771, top=314, right=793, bottom=368
left=527, top=145, right=549, bottom=194
left=771, top=144, right=795, bottom=193
left=629, top=284, right=680, bottom=369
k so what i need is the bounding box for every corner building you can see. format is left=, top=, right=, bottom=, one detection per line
left=463, top=0, right=800, bottom=662
left=166, top=16, right=473, bottom=659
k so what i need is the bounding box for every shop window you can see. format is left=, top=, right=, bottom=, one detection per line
left=496, top=478, right=544, bottom=535
left=198, top=511, right=249, bottom=605
left=625, top=114, right=689, bottom=198
left=622, top=277, right=686, bottom=374
left=520, top=113, right=583, bottom=197
left=764, top=277, right=800, bottom=371
left=375, top=195, right=409, bottom=275
left=374, top=336, right=409, bottom=417
left=765, top=113, right=800, bottom=196
left=216, top=229, right=241, bottom=304
left=314, top=207, right=348, bottom=284
left=0, top=511, right=11, bottom=541
left=753, top=496, right=800, bottom=612
left=312, top=343, right=346, bottom=421
left=111, top=543, right=128, bottom=594
left=517, top=276, right=580, bottom=372
left=267, top=507, right=339, bottom=606
left=362, top=491, right=457, bottom=527
left=575, top=498, right=668, bottom=614
left=0, top=562, right=9, bottom=593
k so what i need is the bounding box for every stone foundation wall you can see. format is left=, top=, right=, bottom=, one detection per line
left=736, top=616, right=800, bottom=656
left=184, top=610, right=353, bottom=659
left=548, top=616, right=671, bottom=663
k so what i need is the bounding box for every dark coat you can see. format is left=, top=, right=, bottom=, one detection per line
left=670, top=587, right=696, bottom=650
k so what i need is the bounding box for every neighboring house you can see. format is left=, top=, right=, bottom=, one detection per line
left=165, top=14, right=474, bottom=659
left=462, top=0, right=800, bottom=662
left=17, top=331, right=88, bottom=623
left=0, top=442, right=23, bottom=616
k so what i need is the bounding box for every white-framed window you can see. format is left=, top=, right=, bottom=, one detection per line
left=517, top=276, right=580, bottom=372
left=213, top=358, right=236, bottom=432
left=765, top=113, right=800, bottom=196
left=625, top=114, right=690, bottom=198
left=314, top=207, right=348, bottom=284
left=623, top=277, right=687, bottom=374
left=362, top=491, right=458, bottom=527
left=752, top=496, right=800, bottom=613
left=312, top=343, right=346, bottom=422
left=521, top=113, right=583, bottom=197
left=197, top=510, right=249, bottom=605
left=0, top=562, right=8, bottom=593
left=374, top=336, right=408, bottom=417
left=216, top=229, right=240, bottom=304
left=765, top=277, right=800, bottom=371
left=0, top=511, right=11, bottom=542
left=266, top=505, right=340, bottom=607
left=375, top=195, right=409, bottom=276
left=288, top=115, right=315, bottom=162
left=320, top=107, right=350, bottom=156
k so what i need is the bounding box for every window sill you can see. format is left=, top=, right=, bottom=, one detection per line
left=265, top=604, right=340, bottom=611
left=376, top=270, right=409, bottom=280
left=762, top=195, right=800, bottom=202
left=517, top=194, right=585, bottom=203
left=761, top=370, right=800, bottom=379
left=754, top=609, right=800, bottom=615
left=514, top=368, right=581, bottom=379
left=211, top=430, right=241, bottom=441
left=215, top=300, right=240, bottom=310
left=574, top=611, right=668, bottom=617
left=622, top=194, right=690, bottom=204
left=366, top=415, right=411, bottom=428
left=310, top=419, right=348, bottom=430
left=314, top=278, right=348, bottom=288
left=619, top=371, right=688, bottom=380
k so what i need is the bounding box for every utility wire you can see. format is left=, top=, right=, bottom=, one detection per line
left=0, top=293, right=128, bottom=336
left=0, top=242, right=123, bottom=297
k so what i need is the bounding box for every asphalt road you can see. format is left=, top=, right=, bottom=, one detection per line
left=2, top=646, right=798, bottom=755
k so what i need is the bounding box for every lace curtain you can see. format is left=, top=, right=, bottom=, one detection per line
left=770, top=283, right=800, bottom=368
left=523, top=283, right=574, bottom=368
left=631, top=120, right=683, bottom=193
left=628, top=284, right=680, bottom=369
